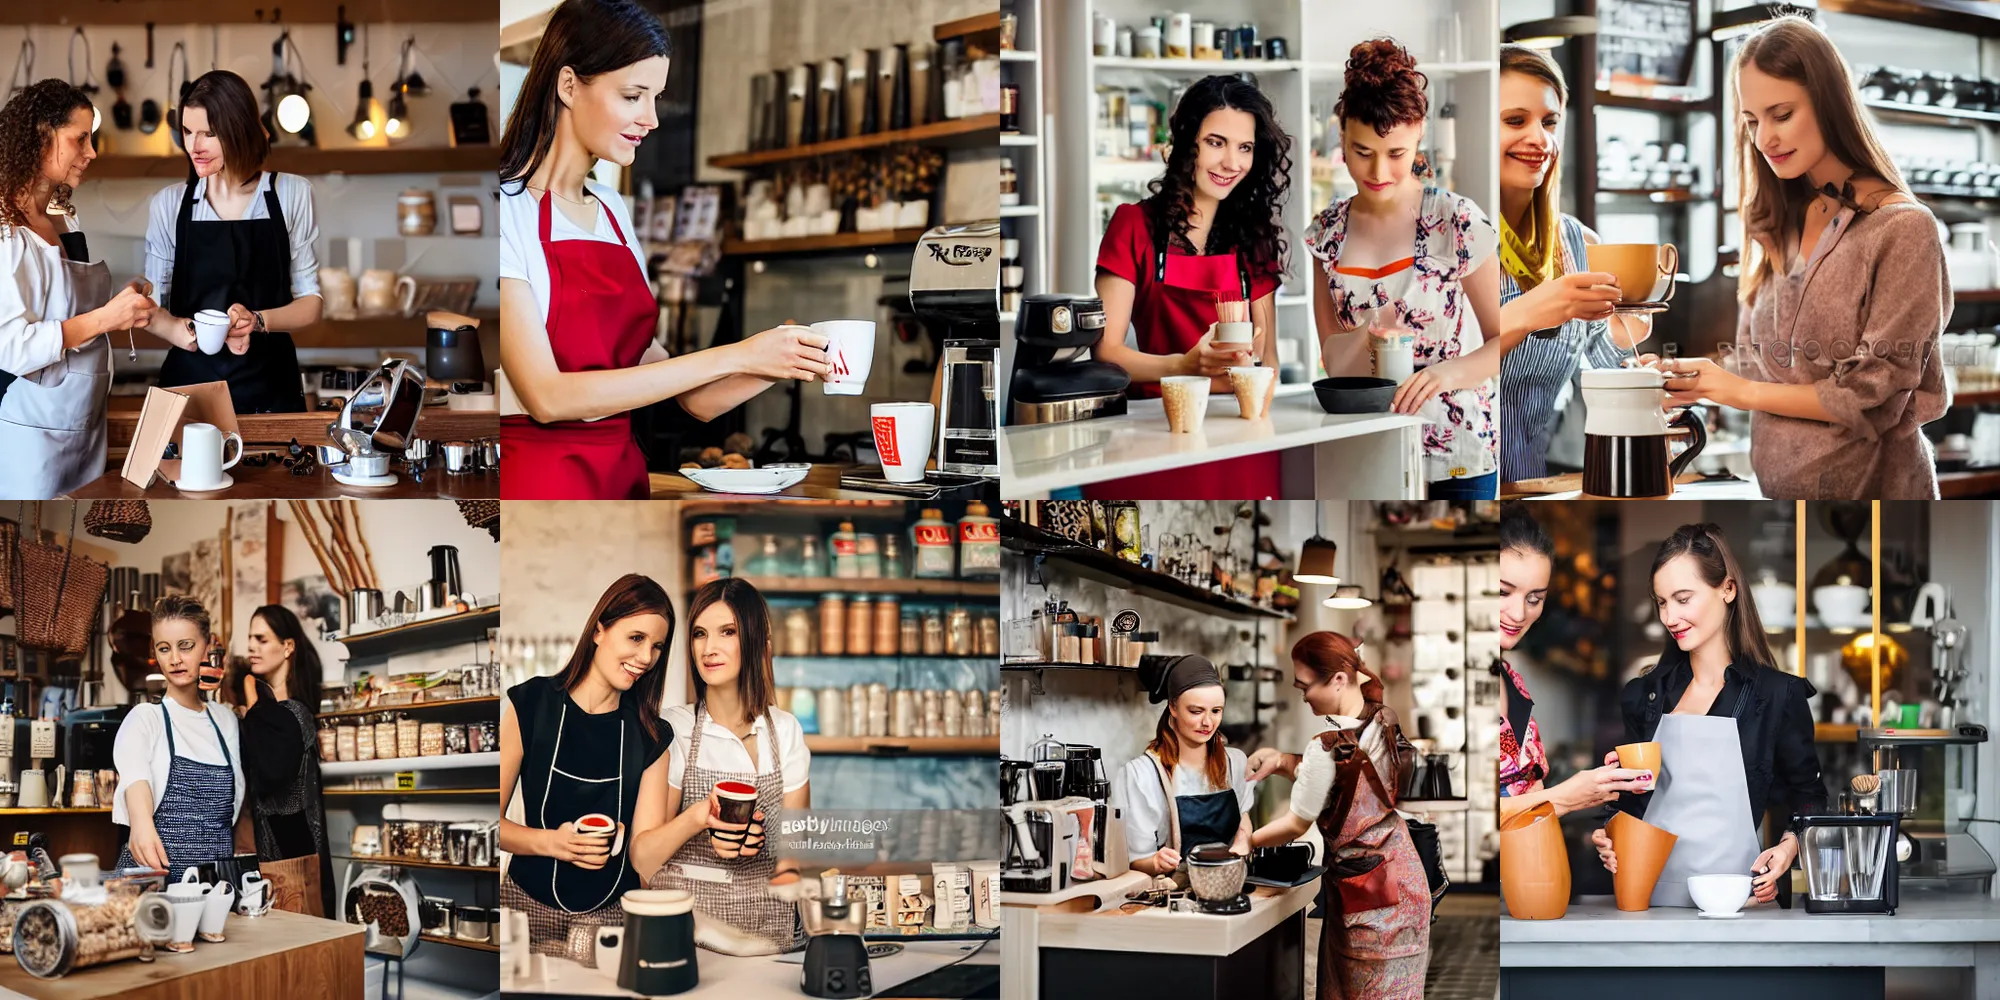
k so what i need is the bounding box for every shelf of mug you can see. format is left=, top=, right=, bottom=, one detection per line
left=319, top=695, right=499, bottom=722
left=421, top=933, right=499, bottom=953
left=321, top=751, right=500, bottom=778
left=721, top=228, right=931, bottom=258
left=736, top=576, right=1000, bottom=598
left=334, top=607, right=501, bottom=660
left=1864, top=99, right=2000, bottom=126
left=83, top=146, right=500, bottom=180
left=337, top=854, right=499, bottom=873
left=801, top=736, right=998, bottom=755
left=323, top=787, right=499, bottom=798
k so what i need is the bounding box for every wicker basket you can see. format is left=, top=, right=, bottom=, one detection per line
left=14, top=503, right=110, bottom=655
left=83, top=500, right=151, bottom=544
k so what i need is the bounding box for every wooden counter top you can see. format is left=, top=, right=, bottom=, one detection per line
left=0, top=909, right=363, bottom=1000
left=651, top=463, right=922, bottom=500
left=105, top=397, right=499, bottom=450
left=1011, top=879, right=1317, bottom=957
left=67, top=462, right=499, bottom=499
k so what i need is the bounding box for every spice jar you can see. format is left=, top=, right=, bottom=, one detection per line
left=318, top=719, right=339, bottom=762
left=976, top=615, right=999, bottom=657
left=922, top=608, right=946, bottom=656
left=354, top=719, right=376, bottom=761
left=444, top=723, right=469, bottom=755
left=920, top=689, right=942, bottom=737
left=818, top=594, right=847, bottom=656
left=398, top=189, right=438, bottom=236
left=848, top=684, right=870, bottom=736
left=941, top=690, right=963, bottom=737
left=873, top=596, right=900, bottom=656
left=964, top=689, right=986, bottom=735
left=397, top=713, right=422, bottom=759
left=420, top=722, right=446, bottom=756
left=846, top=595, right=874, bottom=656
left=783, top=606, right=814, bottom=656
left=374, top=713, right=399, bottom=762
left=900, top=613, right=922, bottom=655
left=337, top=721, right=359, bottom=762
left=946, top=607, right=973, bottom=656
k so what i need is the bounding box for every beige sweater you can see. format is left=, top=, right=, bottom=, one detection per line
left=1735, top=201, right=1950, bottom=499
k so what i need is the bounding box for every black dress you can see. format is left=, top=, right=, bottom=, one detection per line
left=241, top=684, right=333, bottom=917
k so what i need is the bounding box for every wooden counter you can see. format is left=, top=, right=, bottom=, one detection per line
left=67, top=463, right=499, bottom=499
left=0, top=909, right=363, bottom=1000
left=105, top=397, right=499, bottom=451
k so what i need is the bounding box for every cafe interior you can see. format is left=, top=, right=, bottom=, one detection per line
left=999, top=500, right=1502, bottom=1000
left=498, top=0, right=1002, bottom=502
left=1498, top=0, right=2000, bottom=499
left=4, top=3, right=504, bottom=500
left=0, top=498, right=501, bottom=999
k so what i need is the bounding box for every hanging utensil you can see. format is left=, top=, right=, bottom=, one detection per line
left=7, top=39, right=34, bottom=99
left=152, top=42, right=187, bottom=141
left=66, top=28, right=102, bottom=130
left=108, top=43, right=132, bottom=130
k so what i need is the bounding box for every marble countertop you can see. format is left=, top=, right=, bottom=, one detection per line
left=1502, top=893, right=2000, bottom=949
left=1019, top=879, right=1318, bottom=957
left=1000, top=391, right=1423, bottom=495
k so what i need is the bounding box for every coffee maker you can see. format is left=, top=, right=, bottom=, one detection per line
left=1579, top=368, right=1707, bottom=498
left=1861, top=726, right=1996, bottom=889
left=1798, top=813, right=1900, bottom=914
left=1063, top=744, right=1112, bottom=870
left=1007, top=293, right=1130, bottom=425
left=908, top=222, right=1000, bottom=480
left=799, top=873, right=872, bottom=999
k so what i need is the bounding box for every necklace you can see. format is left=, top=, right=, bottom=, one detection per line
left=527, top=184, right=594, bottom=207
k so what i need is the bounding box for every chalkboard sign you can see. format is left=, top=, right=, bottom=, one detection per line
left=1597, top=0, right=1698, bottom=89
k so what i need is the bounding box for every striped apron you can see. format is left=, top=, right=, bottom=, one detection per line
left=117, top=703, right=236, bottom=871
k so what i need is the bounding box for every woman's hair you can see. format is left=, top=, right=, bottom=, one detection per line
left=152, top=594, right=212, bottom=640
left=499, top=0, right=670, bottom=191
left=1499, top=44, right=1569, bottom=288
left=1337, top=39, right=1430, bottom=140
left=1499, top=501, right=1555, bottom=562
left=686, top=578, right=778, bottom=727
left=1732, top=15, right=1907, bottom=300
left=1292, top=631, right=1384, bottom=704
left=1143, top=74, right=1293, bottom=281
left=224, top=605, right=323, bottom=717
left=0, top=79, right=93, bottom=228
left=554, top=574, right=674, bottom=742
left=1649, top=523, right=1779, bottom=670
left=1144, top=690, right=1230, bottom=794
left=180, top=71, right=269, bottom=186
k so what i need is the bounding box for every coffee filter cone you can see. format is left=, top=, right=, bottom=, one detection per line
left=1608, top=810, right=1678, bottom=911
left=1500, top=802, right=1571, bottom=920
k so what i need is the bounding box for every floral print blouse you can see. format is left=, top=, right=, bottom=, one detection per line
left=1304, top=187, right=1500, bottom=483
left=1499, top=660, right=1548, bottom=798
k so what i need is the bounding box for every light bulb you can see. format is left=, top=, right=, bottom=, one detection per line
left=352, top=119, right=376, bottom=140
left=385, top=92, right=408, bottom=139
left=277, top=92, right=311, bottom=134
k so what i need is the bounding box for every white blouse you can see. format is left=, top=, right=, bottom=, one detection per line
left=498, top=180, right=650, bottom=324
left=661, top=704, right=809, bottom=794
left=111, top=699, right=245, bottom=828
left=1115, top=746, right=1252, bottom=860
left=143, top=172, right=322, bottom=311
left=0, top=214, right=87, bottom=380
left=1288, top=714, right=1401, bottom=822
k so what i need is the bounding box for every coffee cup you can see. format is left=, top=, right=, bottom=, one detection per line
left=619, top=889, right=699, bottom=996
left=192, top=309, right=230, bottom=355
left=714, top=780, right=759, bottom=826
left=237, top=872, right=272, bottom=916
left=167, top=896, right=204, bottom=952
left=198, top=879, right=234, bottom=941
left=870, top=402, right=935, bottom=484
left=575, top=813, right=625, bottom=857
left=1615, top=740, right=1662, bottom=781
left=1160, top=375, right=1210, bottom=434
left=1586, top=243, right=1679, bottom=304
left=179, top=422, right=243, bottom=491
left=1226, top=365, right=1274, bottom=419
left=1213, top=321, right=1253, bottom=346
left=814, top=319, right=876, bottom=395
left=594, top=924, right=624, bottom=980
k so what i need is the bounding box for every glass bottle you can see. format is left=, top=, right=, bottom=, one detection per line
left=912, top=508, right=955, bottom=579
left=847, top=595, right=874, bottom=656
left=957, top=501, right=1000, bottom=579
left=800, top=534, right=828, bottom=578
left=831, top=522, right=862, bottom=579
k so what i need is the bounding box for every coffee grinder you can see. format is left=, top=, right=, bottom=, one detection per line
left=907, top=222, right=1000, bottom=480
left=1861, top=725, right=1995, bottom=890
left=799, top=872, right=871, bottom=999
left=1007, top=293, right=1130, bottom=425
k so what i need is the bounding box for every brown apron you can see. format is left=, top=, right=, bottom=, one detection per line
left=650, top=706, right=802, bottom=951
left=1312, top=705, right=1430, bottom=1000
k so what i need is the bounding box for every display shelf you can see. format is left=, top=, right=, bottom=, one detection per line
left=1864, top=99, right=2000, bottom=127
left=336, top=854, right=499, bottom=873
left=320, top=696, right=499, bottom=721
left=1955, top=289, right=2000, bottom=303
left=1951, top=388, right=2000, bottom=405
left=736, top=576, right=999, bottom=598
left=1303, top=60, right=1498, bottom=77
left=1940, top=468, right=2000, bottom=498
left=721, top=229, right=929, bottom=258
left=1093, top=56, right=1300, bottom=74
left=1821, top=0, right=2000, bottom=37
left=999, top=518, right=1295, bottom=622
left=802, top=736, right=998, bottom=755
left=337, top=606, right=500, bottom=660
left=87, top=147, right=498, bottom=180
left=936, top=10, right=1003, bottom=40
left=707, top=115, right=1001, bottom=170
left=682, top=500, right=910, bottom=519
left=320, top=751, right=500, bottom=778
left=421, top=933, right=499, bottom=953
left=323, top=787, right=500, bottom=798
left=1000, top=661, right=1134, bottom=672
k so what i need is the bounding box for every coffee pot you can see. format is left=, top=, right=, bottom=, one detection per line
left=799, top=873, right=872, bottom=998
left=1579, top=368, right=1707, bottom=498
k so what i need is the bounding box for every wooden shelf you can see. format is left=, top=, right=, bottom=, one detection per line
left=1955, top=289, right=2000, bottom=303
left=323, top=787, right=499, bottom=798
left=321, top=751, right=500, bottom=778
left=0, top=808, right=108, bottom=816
left=803, top=736, right=998, bottom=756
left=106, top=398, right=497, bottom=450
left=1001, top=661, right=1133, bottom=673
left=1098, top=56, right=1299, bottom=74
left=708, top=115, right=999, bottom=169
left=87, top=146, right=499, bottom=180
left=935, top=11, right=1002, bottom=41
left=1000, top=518, right=1295, bottom=623
left=682, top=500, right=909, bottom=519
left=336, top=607, right=500, bottom=660
left=10, top=0, right=498, bottom=22
left=336, top=854, right=498, bottom=873
left=1593, top=91, right=1719, bottom=114
left=1940, top=468, right=2000, bottom=498
left=319, top=695, right=498, bottom=721
left=1821, top=0, right=2000, bottom=37
left=421, top=933, right=498, bottom=953
left=1951, top=388, right=2000, bottom=406
left=736, top=576, right=999, bottom=598
left=1864, top=99, right=2000, bottom=127
left=721, top=229, right=931, bottom=258
left=1815, top=723, right=1860, bottom=743
left=130, top=310, right=497, bottom=352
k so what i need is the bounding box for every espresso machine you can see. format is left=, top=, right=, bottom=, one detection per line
left=1063, top=744, right=1112, bottom=871
left=1860, top=725, right=1996, bottom=890
left=907, top=222, right=999, bottom=482
left=1006, top=293, right=1130, bottom=425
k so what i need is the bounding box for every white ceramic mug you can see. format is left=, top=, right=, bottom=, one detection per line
left=594, top=924, right=624, bottom=978
left=237, top=872, right=272, bottom=916
left=575, top=813, right=626, bottom=856
left=870, top=402, right=935, bottom=484
left=815, top=320, right=876, bottom=395
left=198, top=880, right=234, bottom=941
left=180, top=422, right=243, bottom=489
left=167, top=897, right=204, bottom=951
left=192, top=309, right=230, bottom=355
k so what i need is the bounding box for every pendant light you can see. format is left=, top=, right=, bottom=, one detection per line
left=1501, top=15, right=1598, bottom=49
left=263, top=31, right=315, bottom=139
left=1295, top=503, right=1340, bottom=586
left=1324, top=585, right=1374, bottom=611
left=347, top=26, right=377, bottom=140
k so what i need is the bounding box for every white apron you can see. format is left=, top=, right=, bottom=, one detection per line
left=1644, top=712, right=1764, bottom=907
left=0, top=236, right=112, bottom=500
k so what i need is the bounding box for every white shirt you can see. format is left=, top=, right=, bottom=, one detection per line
left=661, top=704, right=809, bottom=794
left=0, top=215, right=87, bottom=380
left=498, top=180, right=650, bottom=324
left=111, top=699, right=245, bottom=829
left=143, top=172, right=322, bottom=311
left=1115, top=746, right=1252, bottom=861
left=1290, top=714, right=1402, bottom=822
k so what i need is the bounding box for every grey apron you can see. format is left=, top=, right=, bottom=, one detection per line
left=652, top=707, right=802, bottom=951
left=0, top=228, right=112, bottom=500
left=1644, top=712, right=1763, bottom=907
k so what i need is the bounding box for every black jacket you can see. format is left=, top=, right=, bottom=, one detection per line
left=1614, top=647, right=1825, bottom=843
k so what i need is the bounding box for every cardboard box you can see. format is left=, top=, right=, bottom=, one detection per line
left=968, top=860, right=1000, bottom=929
left=930, top=863, right=970, bottom=931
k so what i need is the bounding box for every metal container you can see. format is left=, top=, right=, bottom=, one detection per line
left=347, top=588, right=385, bottom=630
left=479, top=438, right=501, bottom=470
left=443, top=441, right=477, bottom=474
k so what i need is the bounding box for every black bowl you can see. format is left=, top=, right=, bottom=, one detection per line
left=1312, top=376, right=1398, bottom=414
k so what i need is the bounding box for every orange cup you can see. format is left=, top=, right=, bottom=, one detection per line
left=1615, top=741, right=1662, bottom=780
left=1607, top=810, right=1678, bottom=911
left=1500, top=802, right=1571, bottom=920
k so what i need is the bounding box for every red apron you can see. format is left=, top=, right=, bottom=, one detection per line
left=1313, top=710, right=1431, bottom=999
left=501, top=192, right=656, bottom=500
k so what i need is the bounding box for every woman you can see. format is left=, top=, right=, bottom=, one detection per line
left=634, top=578, right=809, bottom=954
left=1118, top=655, right=1252, bottom=877
left=234, top=604, right=332, bottom=916
left=1589, top=524, right=1822, bottom=907
left=1495, top=45, right=1656, bottom=481
left=1247, top=632, right=1429, bottom=999
left=499, top=0, right=830, bottom=500
left=1655, top=17, right=1947, bottom=498
left=112, top=597, right=244, bottom=872
left=1494, top=503, right=1649, bottom=822
left=0, top=79, right=155, bottom=499
left=142, top=71, right=318, bottom=414
left=1089, top=73, right=1288, bottom=499
left=1306, top=40, right=1502, bottom=499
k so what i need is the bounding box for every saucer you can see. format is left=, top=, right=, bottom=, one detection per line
left=332, top=469, right=399, bottom=488
left=1613, top=301, right=1672, bottom=314
left=174, top=472, right=233, bottom=494
left=1696, top=910, right=1744, bottom=919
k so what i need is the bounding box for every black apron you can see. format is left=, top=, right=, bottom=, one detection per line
left=158, top=175, right=308, bottom=413
left=510, top=686, right=647, bottom=913
left=0, top=229, right=91, bottom=408
left=1147, top=750, right=1243, bottom=851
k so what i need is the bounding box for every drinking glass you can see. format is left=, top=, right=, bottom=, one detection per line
left=1809, top=843, right=1846, bottom=900
left=1843, top=825, right=1887, bottom=900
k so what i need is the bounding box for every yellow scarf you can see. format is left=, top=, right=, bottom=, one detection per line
left=1500, top=208, right=1560, bottom=291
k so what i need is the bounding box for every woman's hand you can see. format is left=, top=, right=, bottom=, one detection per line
left=1751, top=835, right=1799, bottom=903
left=1659, top=357, right=1743, bottom=408
left=1146, top=846, right=1181, bottom=872
left=1243, top=747, right=1295, bottom=782
left=734, top=322, right=832, bottom=382
left=90, top=284, right=157, bottom=338
left=1177, top=326, right=1252, bottom=378
left=1391, top=356, right=1485, bottom=414
left=1545, top=763, right=1653, bottom=816
left=1510, top=271, right=1623, bottom=333
left=1590, top=827, right=1618, bottom=873
left=225, top=303, right=257, bottom=355
left=700, top=791, right=755, bottom=859
left=240, top=672, right=261, bottom=710
left=541, top=821, right=613, bottom=869
left=127, top=823, right=170, bottom=871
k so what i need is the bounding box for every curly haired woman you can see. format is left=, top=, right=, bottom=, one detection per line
left=1086, top=73, right=1293, bottom=499
left=0, top=79, right=156, bottom=498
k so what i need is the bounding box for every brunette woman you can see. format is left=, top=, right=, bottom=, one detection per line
left=1248, top=632, right=1429, bottom=999
left=233, top=604, right=332, bottom=916
left=633, top=578, right=809, bottom=954
left=1495, top=45, right=1656, bottom=480
left=1307, top=40, right=1502, bottom=499
left=142, top=71, right=317, bottom=413
left=1654, top=17, right=1947, bottom=498
left=0, top=79, right=155, bottom=499
left=1589, top=524, right=1823, bottom=907
left=1494, top=504, right=1649, bottom=822
left=1117, top=655, right=1252, bottom=877
left=112, top=597, right=244, bottom=872
left=1088, top=73, right=1289, bottom=499
left=499, top=0, right=829, bottom=500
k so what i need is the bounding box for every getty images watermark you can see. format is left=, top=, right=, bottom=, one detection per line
left=1717, top=338, right=1971, bottom=369
left=769, top=809, right=1003, bottom=864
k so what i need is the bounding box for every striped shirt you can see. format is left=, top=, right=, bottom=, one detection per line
left=1499, top=213, right=1631, bottom=480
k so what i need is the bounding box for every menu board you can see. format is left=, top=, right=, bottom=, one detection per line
left=1597, top=0, right=1698, bottom=89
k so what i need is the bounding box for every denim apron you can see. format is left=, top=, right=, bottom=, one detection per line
left=117, top=703, right=236, bottom=871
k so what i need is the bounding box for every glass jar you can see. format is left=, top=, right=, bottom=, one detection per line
left=818, top=594, right=847, bottom=656
left=873, top=597, right=901, bottom=656
left=444, top=723, right=469, bottom=755
left=881, top=533, right=904, bottom=579
left=847, top=684, right=870, bottom=735
left=867, top=683, right=889, bottom=737
left=396, top=713, right=422, bottom=759
left=921, top=608, right=946, bottom=656
left=475, top=720, right=499, bottom=753
left=374, top=713, right=399, bottom=762
left=397, top=189, right=438, bottom=236
left=976, top=615, right=1000, bottom=657
left=336, top=721, right=359, bottom=762
left=900, top=613, right=922, bottom=656
left=891, top=689, right=917, bottom=737
left=856, top=534, right=882, bottom=579
left=783, top=606, right=815, bottom=657
left=946, top=607, right=973, bottom=656
left=800, top=535, right=828, bottom=577
left=846, top=595, right=874, bottom=656
left=912, top=509, right=955, bottom=578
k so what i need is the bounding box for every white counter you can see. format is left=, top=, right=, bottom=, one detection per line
left=503, top=939, right=996, bottom=997
left=1000, top=392, right=1426, bottom=498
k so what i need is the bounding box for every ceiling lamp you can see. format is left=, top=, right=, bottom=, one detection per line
left=1502, top=15, right=1599, bottom=49
left=1295, top=503, right=1340, bottom=585
left=1324, top=585, right=1374, bottom=611
left=262, top=31, right=316, bottom=139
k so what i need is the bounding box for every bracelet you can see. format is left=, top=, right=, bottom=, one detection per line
left=253, top=311, right=267, bottom=334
